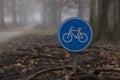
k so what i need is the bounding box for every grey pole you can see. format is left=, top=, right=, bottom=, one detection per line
left=72, top=53, right=78, bottom=74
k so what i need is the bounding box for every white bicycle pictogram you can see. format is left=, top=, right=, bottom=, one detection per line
left=63, top=27, right=88, bottom=43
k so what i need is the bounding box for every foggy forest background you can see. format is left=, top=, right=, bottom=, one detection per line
left=0, top=0, right=120, bottom=43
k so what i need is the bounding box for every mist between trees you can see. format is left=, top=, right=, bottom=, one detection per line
left=0, top=0, right=119, bottom=43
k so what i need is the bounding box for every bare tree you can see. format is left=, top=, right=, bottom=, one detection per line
left=90, top=0, right=120, bottom=42
left=90, top=0, right=110, bottom=42
left=111, top=0, right=120, bottom=40
left=0, top=0, right=4, bottom=28
left=78, top=0, right=86, bottom=18
left=90, top=0, right=101, bottom=42
left=11, top=0, right=17, bottom=25
left=18, top=0, right=27, bottom=25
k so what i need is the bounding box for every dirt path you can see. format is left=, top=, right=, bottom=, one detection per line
left=0, top=23, right=37, bottom=42
left=0, top=31, right=22, bottom=42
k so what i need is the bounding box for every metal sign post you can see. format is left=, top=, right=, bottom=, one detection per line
left=72, top=53, right=78, bottom=74
left=58, top=17, right=93, bottom=74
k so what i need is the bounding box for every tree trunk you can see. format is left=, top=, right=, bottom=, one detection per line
left=90, top=0, right=120, bottom=43
left=56, top=6, right=62, bottom=26
left=107, top=0, right=116, bottom=40
left=18, top=0, right=27, bottom=25
left=41, top=2, right=46, bottom=25
left=11, top=0, right=17, bottom=25
left=90, top=0, right=100, bottom=42
left=0, top=0, right=4, bottom=28
left=112, top=0, right=120, bottom=40
left=78, top=0, right=85, bottom=18
left=99, top=0, right=109, bottom=42
left=51, top=4, right=61, bottom=26
left=90, top=0, right=110, bottom=42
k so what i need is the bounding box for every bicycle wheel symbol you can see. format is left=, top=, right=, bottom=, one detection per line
left=78, top=33, right=88, bottom=43
left=63, top=33, right=73, bottom=43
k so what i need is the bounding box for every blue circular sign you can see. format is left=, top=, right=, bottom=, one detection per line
left=58, top=17, right=93, bottom=52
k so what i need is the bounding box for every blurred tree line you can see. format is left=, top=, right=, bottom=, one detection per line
left=0, top=0, right=119, bottom=42
left=0, top=0, right=89, bottom=27
left=41, top=0, right=90, bottom=26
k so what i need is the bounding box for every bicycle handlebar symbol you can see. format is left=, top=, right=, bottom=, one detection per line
left=63, top=27, right=88, bottom=43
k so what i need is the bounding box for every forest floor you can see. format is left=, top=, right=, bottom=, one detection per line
left=0, top=29, right=120, bottom=80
